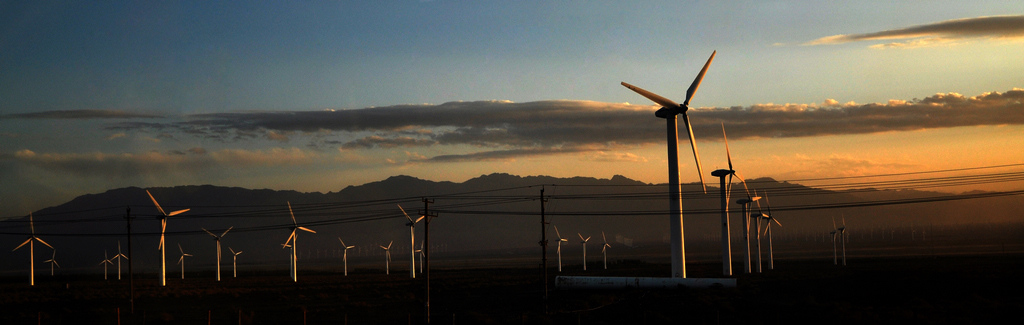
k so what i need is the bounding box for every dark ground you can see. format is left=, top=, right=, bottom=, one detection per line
left=3, top=252, right=1023, bottom=324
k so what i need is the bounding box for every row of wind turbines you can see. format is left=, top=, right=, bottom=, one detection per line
left=551, top=226, right=612, bottom=272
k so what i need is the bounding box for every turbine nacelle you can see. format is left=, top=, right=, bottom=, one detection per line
left=711, top=169, right=735, bottom=177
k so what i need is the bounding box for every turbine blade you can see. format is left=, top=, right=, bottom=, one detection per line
left=388, top=241, right=393, bottom=249
left=284, top=231, right=296, bottom=246
left=220, top=226, right=233, bottom=237
left=229, top=247, right=236, bottom=255
left=620, top=82, right=680, bottom=108
left=203, top=228, right=216, bottom=237
left=553, top=225, right=562, bottom=239
left=287, top=202, right=297, bottom=225
left=764, top=192, right=773, bottom=216
left=398, top=204, right=413, bottom=222
left=681, top=112, right=706, bottom=193
left=167, top=209, right=189, bottom=216
left=602, top=231, right=607, bottom=243
left=29, top=213, right=35, bottom=234
left=754, top=190, right=764, bottom=214
left=298, top=226, right=316, bottom=233
left=773, top=217, right=783, bottom=227
left=13, top=238, right=31, bottom=251
left=178, top=243, right=184, bottom=254
left=722, top=122, right=732, bottom=171
left=146, top=190, right=167, bottom=216
left=578, top=233, right=585, bottom=241
left=683, top=50, right=716, bottom=107
left=35, top=237, right=53, bottom=249
left=414, top=216, right=425, bottom=224
left=338, top=237, right=346, bottom=247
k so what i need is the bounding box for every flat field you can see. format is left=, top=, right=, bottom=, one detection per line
left=3, top=252, right=1023, bottom=324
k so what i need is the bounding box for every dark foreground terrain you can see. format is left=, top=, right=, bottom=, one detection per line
left=3, top=253, right=1023, bottom=324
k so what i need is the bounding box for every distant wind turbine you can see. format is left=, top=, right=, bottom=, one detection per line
left=416, top=241, right=425, bottom=274
left=839, top=216, right=848, bottom=266
left=621, top=51, right=716, bottom=278
left=553, top=225, right=569, bottom=272
left=380, top=241, right=393, bottom=275
left=711, top=123, right=750, bottom=276
left=760, top=193, right=782, bottom=270
left=113, top=241, right=128, bottom=280
left=44, top=250, right=59, bottom=276
left=601, top=231, right=611, bottom=270
left=338, top=237, right=355, bottom=276
left=830, top=217, right=839, bottom=265
left=203, top=226, right=233, bottom=281
left=229, top=247, right=242, bottom=278
left=578, top=233, right=591, bottom=271
left=177, top=243, right=192, bottom=279
left=283, top=202, right=316, bottom=282
left=735, top=191, right=760, bottom=274
left=398, top=204, right=424, bottom=279
left=12, top=213, right=53, bottom=286
left=100, top=251, right=113, bottom=280
left=147, top=190, right=190, bottom=287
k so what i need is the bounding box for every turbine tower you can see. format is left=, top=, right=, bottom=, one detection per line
left=380, top=241, right=393, bottom=275
left=177, top=243, right=192, bottom=279
left=283, top=201, right=316, bottom=282
left=601, top=231, right=611, bottom=270
left=338, top=237, right=355, bottom=276
left=553, top=225, right=569, bottom=272
left=229, top=247, right=242, bottom=278
left=578, top=233, right=591, bottom=271
left=203, top=226, right=233, bottom=281
left=12, top=213, right=53, bottom=286
left=147, top=190, right=190, bottom=287
left=621, top=51, right=716, bottom=278
left=398, top=204, right=424, bottom=279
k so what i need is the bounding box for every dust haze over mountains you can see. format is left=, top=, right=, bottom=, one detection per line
left=2, top=173, right=1022, bottom=275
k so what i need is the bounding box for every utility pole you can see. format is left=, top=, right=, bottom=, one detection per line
left=422, top=198, right=438, bottom=324
left=126, top=206, right=134, bottom=314
left=539, top=187, right=549, bottom=302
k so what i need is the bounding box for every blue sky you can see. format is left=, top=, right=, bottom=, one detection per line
left=2, top=1, right=1023, bottom=216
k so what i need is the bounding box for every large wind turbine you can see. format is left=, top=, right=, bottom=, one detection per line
left=601, top=231, right=611, bottom=270
left=338, top=237, right=355, bottom=276
left=203, top=226, right=233, bottom=281
left=621, top=51, right=716, bottom=278
left=12, top=213, right=53, bottom=286
left=44, top=250, right=59, bottom=276
left=147, top=190, right=190, bottom=286
left=380, top=241, right=393, bottom=275
left=578, top=233, right=591, bottom=271
left=113, top=241, right=128, bottom=280
left=177, top=243, right=192, bottom=279
left=283, top=201, right=316, bottom=282
left=711, top=123, right=748, bottom=276
left=553, top=225, right=569, bottom=272
left=229, top=247, right=242, bottom=278
left=398, top=204, right=424, bottom=279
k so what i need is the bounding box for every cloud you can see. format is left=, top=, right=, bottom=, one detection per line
left=8, top=147, right=318, bottom=177
left=0, top=109, right=164, bottom=119
left=105, top=133, right=127, bottom=140
left=806, top=15, right=1024, bottom=48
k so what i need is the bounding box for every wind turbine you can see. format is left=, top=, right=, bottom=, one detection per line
left=398, top=204, right=424, bottom=279
left=380, top=241, right=393, bottom=275
left=147, top=189, right=190, bottom=287
left=113, top=241, right=128, bottom=280
left=578, top=233, right=591, bottom=271
left=711, top=123, right=749, bottom=276
left=553, top=225, right=569, bottom=272
left=830, top=217, right=839, bottom=265
left=338, top=237, right=355, bottom=276
left=839, top=216, right=848, bottom=266
left=100, top=251, right=113, bottom=280
left=12, top=213, right=54, bottom=286
left=177, top=243, right=192, bottom=279
left=229, top=247, right=242, bottom=278
left=751, top=191, right=767, bottom=273
left=416, top=241, right=425, bottom=274
left=760, top=193, right=782, bottom=270
left=601, top=231, right=611, bottom=270
left=283, top=201, right=316, bottom=282
left=736, top=192, right=760, bottom=274
left=44, top=250, right=59, bottom=276
left=621, top=51, right=716, bottom=278
left=202, top=226, right=233, bottom=281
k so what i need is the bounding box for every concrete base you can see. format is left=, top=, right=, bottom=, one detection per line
left=556, top=276, right=736, bottom=289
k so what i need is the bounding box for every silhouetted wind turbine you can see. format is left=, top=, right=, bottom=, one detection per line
left=751, top=191, right=766, bottom=273
left=177, top=243, right=192, bottom=279
left=380, top=241, right=393, bottom=275
left=578, top=233, right=591, bottom=271
left=113, top=241, right=128, bottom=280
left=736, top=191, right=760, bottom=274
left=621, top=51, right=716, bottom=278
left=711, top=123, right=748, bottom=276
left=100, top=251, right=113, bottom=280
left=147, top=190, right=190, bottom=286
left=830, top=217, right=839, bottom=265
left=12, top=213, right=53, bottom=286
left=601, top=231, right=611, bottom=270
left=760, top=193, right=782, bottom=270
left=338, top=237, right=355, bottom=276
left=283, top=201, right=316, bottom=282
left=553, top=225, right=569, bottom=272
left=399, top=204, right=424, bottom=279
left=229, top=247, right=242, bottom=278
left=203, top=226, right=233, bottom=281
left=839, top=216, right=848, bottom=266
left=44, top=249, right=59, bottom=276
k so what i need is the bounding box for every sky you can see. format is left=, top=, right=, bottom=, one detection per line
left=2, top=1, right=1023, bottom=217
